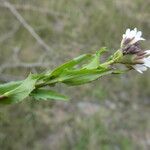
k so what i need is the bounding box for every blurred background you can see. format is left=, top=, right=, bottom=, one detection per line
left=0, top=0, right=150, bottom=150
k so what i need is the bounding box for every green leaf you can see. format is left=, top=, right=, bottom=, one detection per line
left=0, top=74, right=37, bottom=104
left=46, top=54, right=92, bottom=79
left=109, top=49, right=123, bottom=62
left=0, top=81, right=22, bottom=95
left=112, top=69, right=129, bottom=74
left=83, top=48, right=108, bottom=69
left=58, top=68, right=112, bottom=85
left=84, top=51, right=100, bottom=69
left=31, top=89, right=69, bottom=101
left=99, top=47, right=108, bottom=54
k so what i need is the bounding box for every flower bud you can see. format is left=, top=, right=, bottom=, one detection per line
left=119, top=28, right=150, bottom=73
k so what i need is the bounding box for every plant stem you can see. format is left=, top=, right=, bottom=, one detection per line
left=35, top=60, right=115, bottom=89
left=99, top=60, right=115, bottom=68
left=35, top=78, right=58, bottom=88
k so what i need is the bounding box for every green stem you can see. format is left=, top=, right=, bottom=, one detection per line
left=99, top=60, right=115, bottom=68
left=35, top=60, right=116, bottom=89
left=35, top=77, right=61, bottom=88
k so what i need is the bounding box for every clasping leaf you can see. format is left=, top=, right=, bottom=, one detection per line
left=0, top=74, right=37, bottom=104
left=31, top=89, right=69, bottom=101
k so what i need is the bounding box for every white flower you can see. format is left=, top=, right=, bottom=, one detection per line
left=132, top=50, right=150, bottom=73
left=119, top=28, right=150, bottom=73
left=121, top=28, right=145, bottom=47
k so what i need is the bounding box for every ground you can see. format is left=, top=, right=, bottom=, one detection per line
left=0, top=0, right=150, bottom=149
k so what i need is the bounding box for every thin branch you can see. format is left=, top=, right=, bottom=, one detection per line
left=3, top=1, right=53, bottom=53
left=0, top=62, right=49, bottom=74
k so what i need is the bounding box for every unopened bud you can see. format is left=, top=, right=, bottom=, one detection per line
left=115, top=53, right=144, bottom=65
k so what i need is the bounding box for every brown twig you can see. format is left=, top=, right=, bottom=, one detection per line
left=2, top=1, right=53, bottom=53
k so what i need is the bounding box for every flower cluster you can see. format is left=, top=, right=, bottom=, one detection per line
left=120, top=28, right=150, bottom=73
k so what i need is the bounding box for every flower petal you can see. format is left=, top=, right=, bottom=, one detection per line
left=122, top=34, right=126, bottom=38
left=136, top=31, right=142, bottom=38
left=125, top=28, right=130, bottom=36
left=140, top=37, right=145, bottom=41
left=145, top=50, right=150, bottom=55
left=143, top=56, right=150, bottom=68
left=122, top=28, right=145, bottom=45
left=132, top=64, right=147, bottom=73
left=129, top=30, right=136, bottom=38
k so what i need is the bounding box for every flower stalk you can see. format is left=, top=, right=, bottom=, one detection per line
left=0, top=28, right=149, bottom=104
